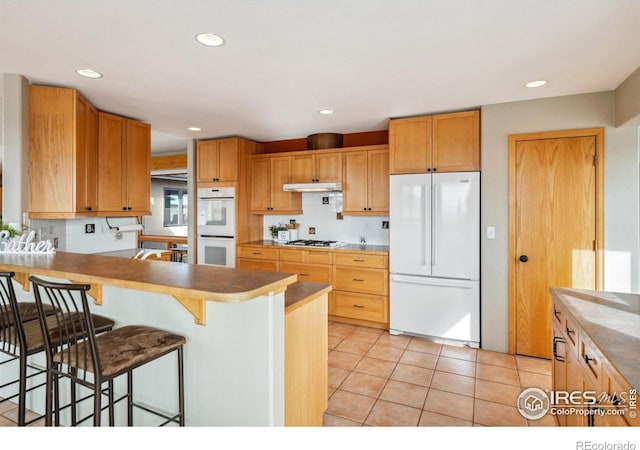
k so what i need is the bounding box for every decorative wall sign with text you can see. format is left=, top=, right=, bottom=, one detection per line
left=0, top=230, right=56, bottom=254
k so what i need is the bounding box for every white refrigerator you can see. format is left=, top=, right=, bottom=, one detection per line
left=389, top=172, right=480, bottom=347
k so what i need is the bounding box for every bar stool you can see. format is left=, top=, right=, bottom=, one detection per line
left=0, top=272, right=114, bottom=426
left=30, top=276, right=186, bottom=426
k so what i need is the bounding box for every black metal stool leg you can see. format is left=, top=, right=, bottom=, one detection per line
left=70, top=368, right=77, bottom=426
left=108, top=380, right=115, bottom=426
left=17, top=353, right=27, bottom=426
left=178, top=346, right=184, bottom=426
left=127, top=370, right=133, bottom=426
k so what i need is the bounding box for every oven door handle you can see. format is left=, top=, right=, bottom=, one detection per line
left=199, top=235, right=235, bottom=239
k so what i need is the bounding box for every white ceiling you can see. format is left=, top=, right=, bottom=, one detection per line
left=1, top=0, right=639, bottom=154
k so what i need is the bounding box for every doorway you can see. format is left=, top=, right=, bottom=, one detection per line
left=508, top=128, right=604, bottom=358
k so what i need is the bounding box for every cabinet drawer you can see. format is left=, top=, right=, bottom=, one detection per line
left=280, top=261, right=331, bottom=284
left=333, top=252, right=387, bottom=269
left=237, top=246, right=279, bottom=260
left=579, top=334, right=603, bottom=386
left=333, top=291, right=387, bottom=323
left=279, top=249, right=332, bottom=264
left=333, top=266, right=387, bottom=295
left=237, top=258, right=279, bottom=272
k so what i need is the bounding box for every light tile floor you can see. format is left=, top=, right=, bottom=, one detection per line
left=1, top=321, right=556, bottom=427
left=324, top=322, right=557, bottom=427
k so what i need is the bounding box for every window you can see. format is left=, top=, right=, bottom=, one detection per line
left=163, top=188, right=188, bottom=227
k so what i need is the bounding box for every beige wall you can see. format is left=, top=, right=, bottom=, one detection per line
left=616, top=66, right=640, bottom=127
left=480, top=91, right=640, bottom=352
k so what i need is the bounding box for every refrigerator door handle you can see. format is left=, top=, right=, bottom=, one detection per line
left=432, top=182, right=437, bottom=267
left=391, top=274, right=475, bottom=289
left=422, top=183, right=428, bottom=267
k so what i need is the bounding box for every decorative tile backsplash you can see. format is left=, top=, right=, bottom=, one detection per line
left=262, top=192, right=389, bottom=245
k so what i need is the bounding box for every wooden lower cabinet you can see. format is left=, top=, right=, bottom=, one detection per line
left=285, top=290, right=328, bottom=426
left=236, top=244, right=390, bottom=329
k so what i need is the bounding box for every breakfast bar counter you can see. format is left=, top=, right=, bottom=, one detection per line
left=0, top=252, right=328, bottom=426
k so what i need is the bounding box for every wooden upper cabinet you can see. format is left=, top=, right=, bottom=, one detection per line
left=342, top=149, right=389, bottom=215
left=250, top=156, right=302, bottom=214
left=291, top=152, right=342, bottom=183
left=29, top=85, right=98, bottom=218
left=389, top=110, right=480, bottom=174
left=197, top=138, right=238, bottom=183
left=389, top=115, right=432, bottom=174
left=432, top=110, right=480, bottom=172
left=97, top=112, right=151, bottom=215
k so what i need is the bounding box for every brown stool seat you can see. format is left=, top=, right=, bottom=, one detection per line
left=0, top=302, right=56, bottom=327
left=4, top=312, right=115, bottom=354
left=55, top=325, right=186, bottom=379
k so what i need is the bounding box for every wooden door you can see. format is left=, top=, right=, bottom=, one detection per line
left=315, top=153, right=342, bottom=182
left=197, top=140, right=219, bottom=182
left=432, top=110, right=480, bottom=172
left=368, top=149, right=389, bottom=213
left=342, top=151, right=368, bottom=213
left=291, top=154, right=315, bottom=183
left=509, top=129, right=603, bottom=358
left=98, top=112, right=126, bottom=212
left=125, top=119, right=151, bottom=213
left=250, top=157, right=271, bottom=212
left=389, top=116, right=431, bottom=174
left=216, top=138, right=238, bottom=182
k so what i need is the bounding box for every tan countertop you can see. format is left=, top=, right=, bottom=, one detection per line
left=96, top=248, right=172, bottom=259
left=240, top=240, right=389, bottom=254
left=284, top=281, right=331, bottom=314
left=0, top=251, right=297, bottom=304
left=550, top=287, right=640, bottom=390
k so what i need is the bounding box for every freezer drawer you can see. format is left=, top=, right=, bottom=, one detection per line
left=390, top=275, right=479, bottom=346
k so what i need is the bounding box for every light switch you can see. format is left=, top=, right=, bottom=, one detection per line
left=487, top=226, right=496, bottom=239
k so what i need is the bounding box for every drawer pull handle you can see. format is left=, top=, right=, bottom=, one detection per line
left=353, top=304, right=365, bottom=308
left=565, top=327, right=574, bottom=335
left=553, top=307, right=561, bottom=319
left=353, top=259, right=365, bottom=262
left=300, top=273, right=310, bottom=277
left=552, top=336, right=565, bottom=362
left=252, top=252, right=262, bottom=255
left=584, top=354, right=595, bottom=365
left=353, top=278, right=365, bottom=282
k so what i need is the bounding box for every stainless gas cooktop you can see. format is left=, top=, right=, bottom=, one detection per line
left=284, top=240, right=348, bottom=248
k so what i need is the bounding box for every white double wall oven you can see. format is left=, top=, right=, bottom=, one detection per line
left=197, top=187, right=236, bottom=267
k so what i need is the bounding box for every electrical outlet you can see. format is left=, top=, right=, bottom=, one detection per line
left=322, top=196, right=329, bottom=205
left=309, top=227, right=316, bottom=235
left=336, top=212, right=343, bottom=220
left=53, top=237, right=59, bottom=248
left=382, top=221, right=389, bottom=229
left=85, top=223, right=95, bottom=234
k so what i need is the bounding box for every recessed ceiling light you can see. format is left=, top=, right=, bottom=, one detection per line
left=319, top=109, right=334, bottom=115
left=196, top=33, right=225, bottom=47
left=75, top=68, right=102, bottom=79
left=524, top=80, right=548, bottom=88
left=187, top=127, right=201, bottom=132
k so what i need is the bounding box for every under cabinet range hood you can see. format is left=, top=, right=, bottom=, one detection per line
left=282, top=182, right=342, bottom=192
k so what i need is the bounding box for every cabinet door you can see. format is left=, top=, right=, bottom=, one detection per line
left=125, top=119, right=151, bottom=213
left=250, top=158, right=271, bottom=212
left=291, top=154, right=315, bottom=183
left=270, top=156, right=295, bottom=211
left=368, top=149, right=389, bottom=213
left=432, top=110, right=480, bottom=172
left=342, top=151, right=368, bottom=213
left=75, top=95, right=98, bottom=213
left=216, top=138, right=238, bottom=182
left=197, top=140, right=219, bottom=182
left=315, top=153, right=342, bottom=182
left=98, top=113, right=126, bottom=212
left=389, top=116, right=432, bottom=174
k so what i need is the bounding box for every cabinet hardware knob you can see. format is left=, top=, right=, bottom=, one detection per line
left=427, top=168, right=432, bottom=172
left=86, top=206, right=92, bottom=211
left=122, top=207, right=127, bottom=211
left=433, top=168, right=437, bottom=171
left=353, top=304, right=364, bottom=308
left=519, top=255, right=528, bottom=263
left=584, top=354, right=594, bottom=364
left=368, top=208, right=372, bottom=211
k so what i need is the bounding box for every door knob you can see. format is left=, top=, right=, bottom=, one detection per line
left=519, top=255, right=528, bottom=263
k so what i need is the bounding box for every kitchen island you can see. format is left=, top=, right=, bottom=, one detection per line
left=0, top=252, right=330, bottom=426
